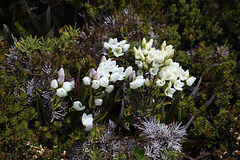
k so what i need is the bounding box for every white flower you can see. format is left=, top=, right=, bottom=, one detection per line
left=124, top=66, right=133, bottom=78
left=164, top=87, right=176, bottom=98
left=91, top=80, right=100, bottom=90
left=58, top=68, right=65, bottom=84
left=94, top=99, right=103, bottom=106
left=82, top=113, right=93, bottom=131
left=180, top=69, right=189, bottom=81
left=109, top=38, right=118, bottom=48
left=146, top=56, right=154, bottom=64
left=149, top=67, right=159, bottom=76
left=135, top=60, right=143, bottom=69
left=105, top=85, right=114, bottom=93
left=113, top=46, right=123, bottom=57
left=62, top=82, right=72, bottom=92
left=122, top=44, right=130, bottom=52
left=50, top=79, right=58, bottom=89
left=56, top=87, right=68, bottom=97
left=99, top=76, right=109, bottom=87
left=73, top=101, right=85, bottom=111
left=83, top=76, right=91, bottom=86
left=104, top=42, right=110, bottom=49
left=156, top=79, right=165, bottom=87
left=174, top=79, right=184, bottom=91
left=130, top=78, right=145, bottom=89
left=186, top=76, right=196, bottom=86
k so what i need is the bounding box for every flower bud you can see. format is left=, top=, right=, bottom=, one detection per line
left=62, top=82, right=72, bottom=92
left=105, top=85, right=114, bottom=93
left=56, top=88, right=68, bottom=97
left=50, top=79, right=58, bottom=89
left=186, top=76, right=196, bottom=86
left=94, top=99, right=103, bottom=106
left=91, top=80, right=100, bottom=90
left=83, top=76, right=91, bottom=86
left=58, top=68, right=65, bottom=84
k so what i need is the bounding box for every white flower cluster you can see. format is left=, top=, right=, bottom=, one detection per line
left=104, top=38, right=130, bottom=57
left=131, top=38, right=196, bottom=98
left=50, top=68, right=74, bottom=97
left=82, top=56, right=134, bottom=106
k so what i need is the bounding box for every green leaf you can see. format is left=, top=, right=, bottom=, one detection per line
left=36, top=94, right=48, bottom=125
left=164, top=93, right=181, bottom=124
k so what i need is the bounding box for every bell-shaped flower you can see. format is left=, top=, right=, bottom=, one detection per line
left=164, top=87, right=176, bottom=98
left=99, top=76, right=109, bottom=87
left=62, top=82, right=72, bottom=92
left=94, top=99, right=103, bottom=106
left=180, top=69, right=189, bottom=81
left=57, top=68, right=65, bottom=84
left=108, top=38, right=118, bottom=48
left=91, top=80, right=100, bottom=90
left=186, top=76, right=196, bottom=86
left=73, top=101, right=85, bottom=111
left=113, top=46, right=123, bottom=57
left=82, top=113, right=93, bottom=131
left=50, top=79, right=58, bottom=89
left=56, top=87, right=68, bottom=97
left=119, top=40, right=126, bottom=47
left=124, top=66, right=133, bottom=78
left=149, top=67, right=159, bottom=76
left=174, top=79, right=184, bottom=91
left=130, top=77, right=145, bottom=89
left=105, top=85, right=114, bottom=93
left=156, top=79, right=165, bottom=87
left=135, top=60, right=143, bottom=69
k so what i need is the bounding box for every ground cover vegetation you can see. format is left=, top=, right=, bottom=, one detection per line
left=0, top=0, right=239, bottom=159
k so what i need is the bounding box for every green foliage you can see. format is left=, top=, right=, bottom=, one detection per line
left=132, top=145, right=148, bottom=160
left=161, top=147, right=184, bottom=160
